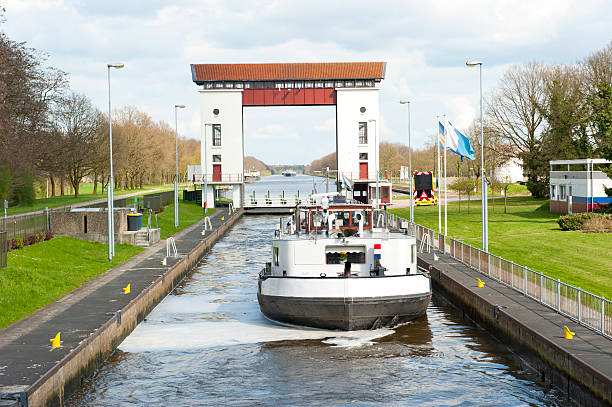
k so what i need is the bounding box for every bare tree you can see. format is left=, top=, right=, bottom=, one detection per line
left=487, top=62, right=548, bottom=197
left=52, top=92, right=104, bottom=197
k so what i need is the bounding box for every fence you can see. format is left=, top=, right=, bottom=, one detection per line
left=0, top=231, right=6, bottom=268
left=0, top=211, right=49, bottom=241
left=378, top=211, right=612, bottom=339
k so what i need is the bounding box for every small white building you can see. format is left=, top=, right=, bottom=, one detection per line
left=495, top=158, right=525, bottom=183
left=549, top=159, right=612, bottom=214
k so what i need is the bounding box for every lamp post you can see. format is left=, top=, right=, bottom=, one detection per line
left=174, top=104, right=185, bottom=228
left=107, top=63, right=124, bottom=262
left=399, top=100, right=413, bottom=223
left=466, top=60, right=488, bottom=252
left=203, top=123, right=212, bottom=214
left=368, top=119, right=379, bottom=209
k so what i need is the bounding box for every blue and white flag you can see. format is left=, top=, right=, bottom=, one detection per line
left=438, top=120, right=475, bottom=161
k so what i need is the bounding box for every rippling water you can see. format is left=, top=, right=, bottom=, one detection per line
left=67, top=209, right=570, bottom=406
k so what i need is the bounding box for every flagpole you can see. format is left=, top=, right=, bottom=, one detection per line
left=436, top=115, right=441, bottom=235
left=444, top=114, right=447, bottom=237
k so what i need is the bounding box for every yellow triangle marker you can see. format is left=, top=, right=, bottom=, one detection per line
left=123, top=284, right=131, bottom=294
left=221, top=217, right=224, bottom=221
left=50, top=332, right=61, bottom=348
left=564, top=325, right=575, bottom=339
left=477, top=278, right=485, bottom=288
left=228, top=211, right=231, bottom=216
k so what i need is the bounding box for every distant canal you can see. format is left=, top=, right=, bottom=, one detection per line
left=67, top=176, right=570, bottom=406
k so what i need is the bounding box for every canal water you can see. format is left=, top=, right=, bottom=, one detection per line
left=67, top=176, right=570, bottom=406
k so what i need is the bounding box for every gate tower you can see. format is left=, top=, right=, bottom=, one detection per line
left=190, top=62, right=386, bottom=209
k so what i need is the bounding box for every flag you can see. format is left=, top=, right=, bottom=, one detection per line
left=438, top=120, right=475, bottom=161
left=342, top=174, right=353, bottom=191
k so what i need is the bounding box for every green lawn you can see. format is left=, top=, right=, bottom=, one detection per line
left=6, top=183, right=176, bottom=216
left=0, top=237, right=143, bottom=329
left=390, top=197, right=612, bottom=299
left=0, top=197, right=217, bottom=330
left=151, top=198, right=217, bottom=240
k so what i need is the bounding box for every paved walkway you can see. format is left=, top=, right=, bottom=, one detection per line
left=0, top=208, right=232, bottom=396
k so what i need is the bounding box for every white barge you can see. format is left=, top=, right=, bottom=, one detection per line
left=258, top=197, right=431, bottom=331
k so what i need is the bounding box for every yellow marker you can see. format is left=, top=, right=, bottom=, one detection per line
left=221, top=216, right=225, bottom=221
left=564, top=325, right=575, bottom=339
left=123, top=284, right=131, bottom=294
left=50, top=332, right=61, bottom=348
left=228, top=211, right=231, bottom=216
left=477, top=278, right=485, bottom=288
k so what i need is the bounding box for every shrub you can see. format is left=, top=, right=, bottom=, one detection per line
left=14, top=237, right=23, bottom=249
left=558, top=213, right=612, bottom=231
left=583, top=216, right=612, bottom=233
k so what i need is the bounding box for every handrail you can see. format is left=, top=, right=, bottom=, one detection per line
left=166, top=236, right=177, bottom=258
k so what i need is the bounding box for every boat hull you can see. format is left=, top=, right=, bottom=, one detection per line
left=257, top=275, right=431, bottom=331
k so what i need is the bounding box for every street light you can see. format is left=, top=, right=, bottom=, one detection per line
left=203, top=123, right=212, bottom=214
left=399, top=100, right=413, bottom=223
left=466, top=60, right=488, bottom=252
left=368, top=119, right=379, bottom=209
left=107, top=62, right=124, bottom=262
left=174, top=104, right=186, bottom=229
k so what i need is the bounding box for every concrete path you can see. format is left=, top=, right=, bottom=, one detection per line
left=0, top=208, right=230, bottom=397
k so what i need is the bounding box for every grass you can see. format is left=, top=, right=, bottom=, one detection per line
left=0, top=237, right=143, bottom=329
left=0, top=196, right=216, bottom=329
left=7, top=182, right=176, bottom=216
left=151, top=198, right=217, bottom=240
left=390, top=197, right=612, bottom=299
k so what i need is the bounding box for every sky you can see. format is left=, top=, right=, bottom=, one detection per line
left=1, top=0, right=611, bottom=165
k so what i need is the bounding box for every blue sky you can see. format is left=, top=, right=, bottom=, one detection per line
left=2, top=0, right=611, bottom=164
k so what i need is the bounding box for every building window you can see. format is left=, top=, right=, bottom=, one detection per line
left=213, top=154, right=221, bottom=163
left=559, top=185, right=566, bottom=200
left=274, top=247, right=280, bottom=266
left=212, top=124, right=221, bottom=147
left=305, top=81, right=314, bottom=88
left=335, top=81, right=344, bottom=87
left=214, top=82, right=223, bottom=88
left=355, top=80, right=364, bottom=87
left=359, top=122, right=367, bottom=144
left=325, top=81, right=334, bottom=88
left=295, top=81, right=303, bottom=89
left=365, top=80, right=374, bottom=87
left=345, top=81, right=354, bottom=87
left=359, top=153, right=368, bottom=161
left=550, top=184, right=557, bottom=200
left=205, top=83, right=213, bottom=89
left=235, top=82, right=244, bottom=89
left=315, top=81, right=324, bottom=88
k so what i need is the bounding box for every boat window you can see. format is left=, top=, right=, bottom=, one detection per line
left=325, top=246, right=366, bottom=264
left=273, top=247, right=280, bottom=266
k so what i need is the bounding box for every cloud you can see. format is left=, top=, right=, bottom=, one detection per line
left=2, top=0, right=611, bottom=165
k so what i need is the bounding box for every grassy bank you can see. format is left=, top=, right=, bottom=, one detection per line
left=390, top=197, right=612, bottom=299
left=152, top=199, right=216, bottom=240
left=0, top=197, right=216, bottom=330
left=0, top=237, right=143, bottom=329
left=7, top=183, right=178, bottom=216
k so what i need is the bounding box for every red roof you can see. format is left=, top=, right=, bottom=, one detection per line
left=191, top=62, right=386, bottom=83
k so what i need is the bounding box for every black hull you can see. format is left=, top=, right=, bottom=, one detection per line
left=257, top=292, right=431, bottom=331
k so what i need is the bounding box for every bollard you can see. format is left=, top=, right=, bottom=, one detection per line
left=563, top=325, right=575, bottom=339
left=478, top=278, right=485, bottom=288
left=50, top=332, right=61, bottom=348
left=123, top=284, right=131, bottom=294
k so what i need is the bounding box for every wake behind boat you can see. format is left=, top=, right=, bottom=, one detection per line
left=257, top=195, right=431, bottom=331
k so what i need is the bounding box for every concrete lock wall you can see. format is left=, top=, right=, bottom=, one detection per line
left=419, top=257, right=611, bottom=406
left=50, top=210, right=129, bottom=236
left=26, top=210, right=244, bottom=407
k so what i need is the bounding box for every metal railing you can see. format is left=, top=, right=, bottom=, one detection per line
left=192, top=173, right=243, bottom=183
left=0, top=231, right=6, bottom=268
left=0, top=211, right=49, bottom=241
left=378, top=211, right=612, bottom=339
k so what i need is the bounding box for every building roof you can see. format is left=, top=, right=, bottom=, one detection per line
left=550, top=159, right=612, bottom=165
left=191, top=62, right=386, bottom=84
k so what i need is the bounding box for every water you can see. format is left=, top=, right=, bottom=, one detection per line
left=245, top=174, right=336, bottom=199
left=67, top=177, right=570, bottom=406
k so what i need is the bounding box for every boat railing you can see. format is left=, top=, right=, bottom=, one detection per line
left=389, top=211, right=612, bottom=340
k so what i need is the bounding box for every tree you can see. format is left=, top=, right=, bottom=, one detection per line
left=0, top=30, right=67, bottom=204
left=487, top=63, right=548, bottom=197
left=51, top=92, right=104, bottom=197
left=450, top=179, right=477, bottom=214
